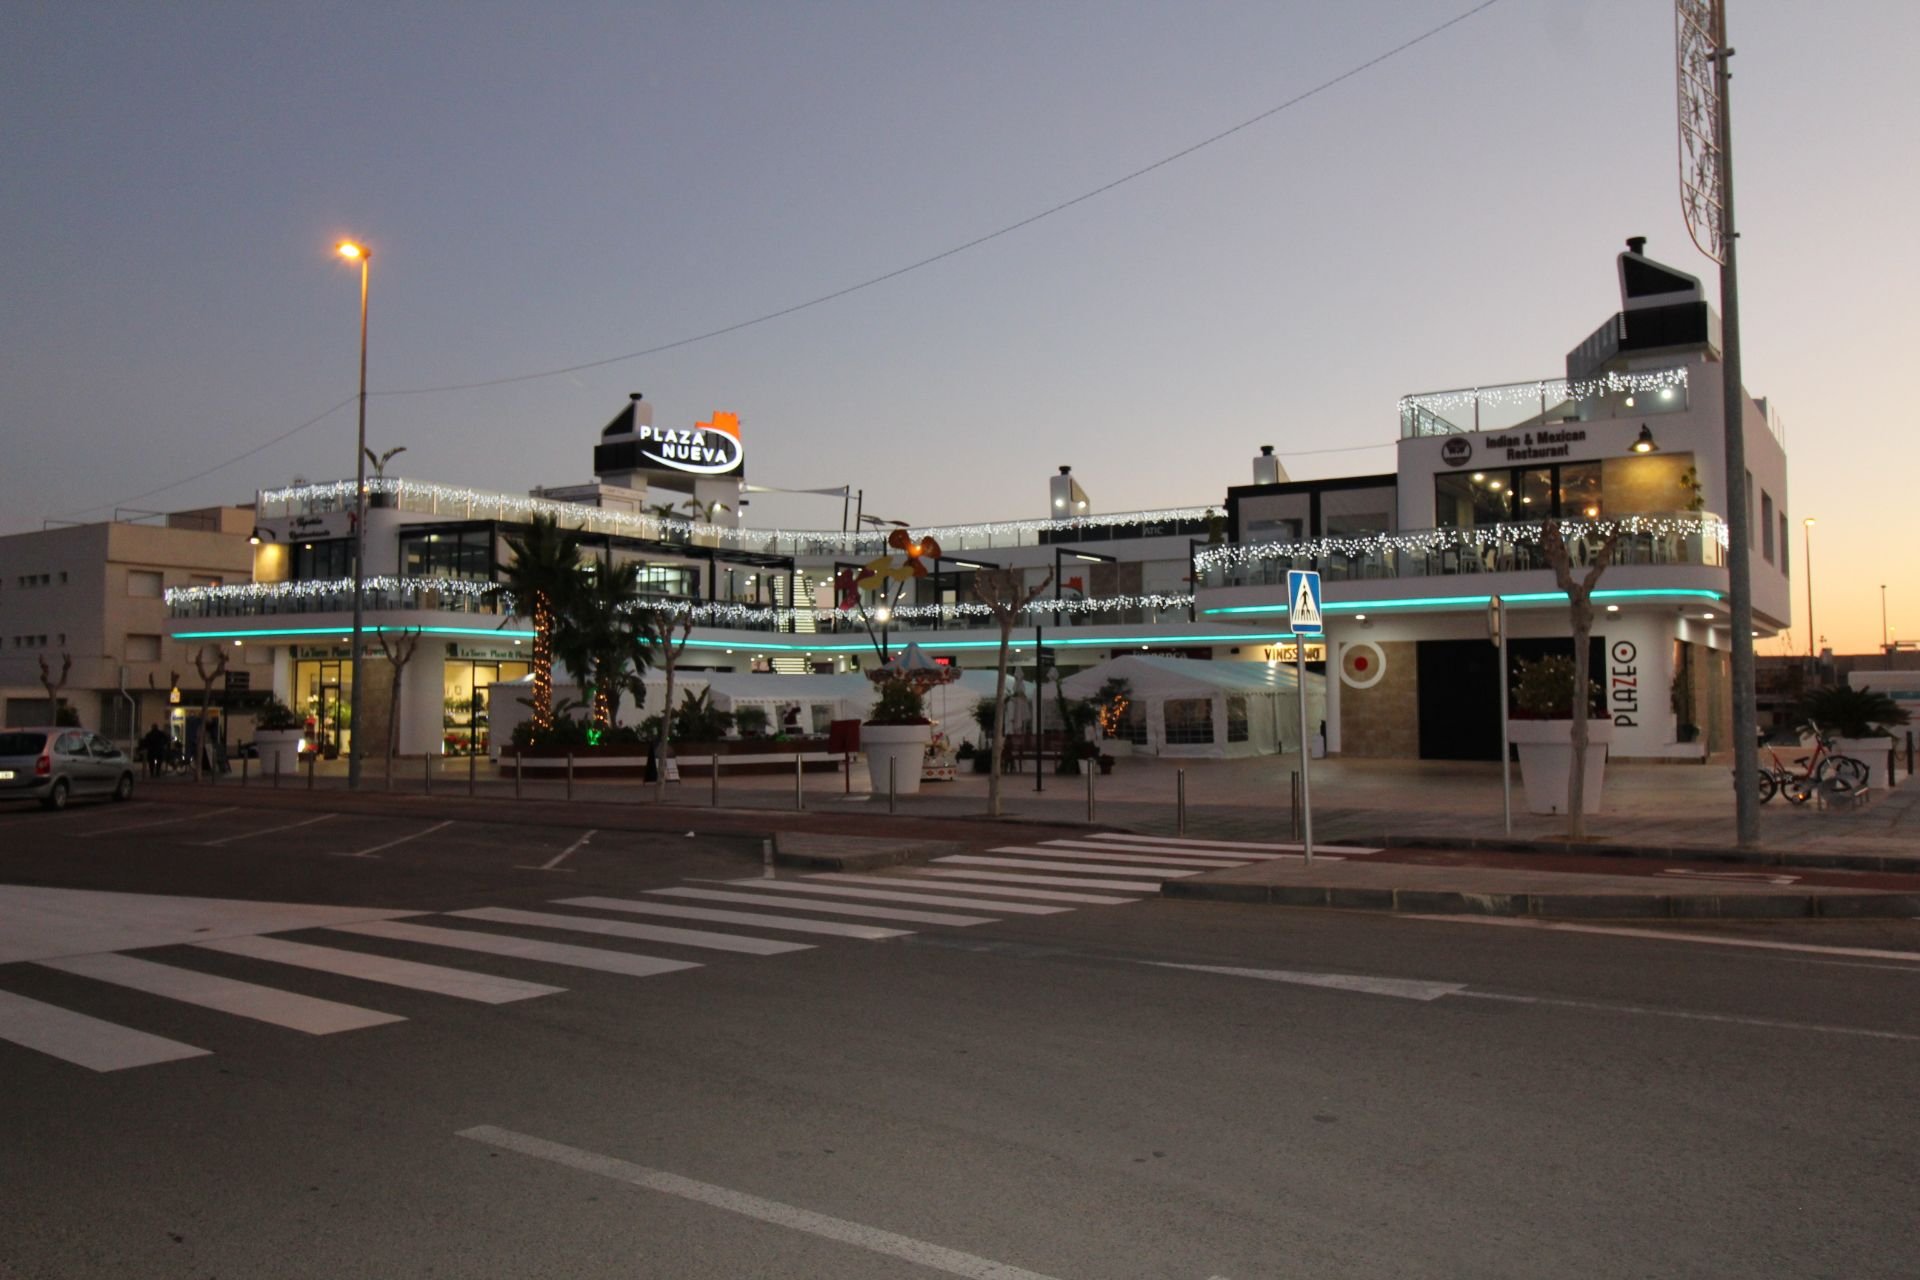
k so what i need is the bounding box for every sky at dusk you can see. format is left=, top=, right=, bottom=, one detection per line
left=2, top=1, right=1913, bottom=655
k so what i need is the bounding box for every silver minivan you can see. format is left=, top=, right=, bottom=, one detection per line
left=0, top=728, right=136, bottom=809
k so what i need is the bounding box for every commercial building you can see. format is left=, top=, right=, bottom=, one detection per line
left=162, top=241, right=1789, bottom=763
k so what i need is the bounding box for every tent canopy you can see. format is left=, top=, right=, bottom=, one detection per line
left=1059, top=654, right=1319, bottom=758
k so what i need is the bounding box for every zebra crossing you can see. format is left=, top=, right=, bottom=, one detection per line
left=0, top=833, right=1353, bottom=1074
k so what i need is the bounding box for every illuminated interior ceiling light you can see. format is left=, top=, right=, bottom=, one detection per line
left=1471, top=473, right=1485, bottom=482
left=1606, top=604, right=1620, bottom=612
left=1624, top=396, right=1635, bottom=407
left=1488, top=481, right=1503, bottom=491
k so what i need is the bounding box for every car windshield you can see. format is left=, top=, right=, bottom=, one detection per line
left=0, top=732, right=48, bottom=755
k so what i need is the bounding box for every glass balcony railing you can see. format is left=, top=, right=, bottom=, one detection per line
left=1195, top=513, right=1728, bottom=589
left=166, top=578, right=506, bottom=620
left=1398, top=366, right=1691, bottom=439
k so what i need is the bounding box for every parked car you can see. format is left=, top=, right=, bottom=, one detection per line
left=0, top=728, right=136, bottom=809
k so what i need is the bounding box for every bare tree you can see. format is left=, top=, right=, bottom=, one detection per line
left=191, top=644, right=229, bottom=782
left=970, top=568, right=1053, bottom=817
left=375, top=627, right=421, bottom=785
left=652, top=609, right=695, bottom=803
left=1540, top=520, right=1622, bottom=837
left=37, top=653, right=72, bottom=725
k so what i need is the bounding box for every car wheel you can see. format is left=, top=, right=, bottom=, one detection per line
left=41, top=779, right=69, bottom=811
left=113, top=772, right=134, bottom=802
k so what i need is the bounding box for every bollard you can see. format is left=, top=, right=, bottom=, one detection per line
left=565, top=751, right=574, bottom=801
left=512, top=746, right=522, bottom=800
left=762, top=837, right=774, bottom=879
left=1290, top=770, right=1300, bottom=840
left=795, top=752, right=804, bottom=811
left=711, top=755, right=720, bottom=807
left=272, top=750, right=281, bottom=790
left=1891, top=743, right=1898, bottom=788
left=424, top=752, right=432, bottom=795
left=888, top=756, right=897, bottom=815
left=1177, top=768, right=1186, bottom=835
left=307, top=751, right=316, bottom=791
left=1908, top=730, right=1915, bottom=780
left=468, top=746, right=477, bottom=796
left=1086, top=756, right=1095, bottom=821
left=241, top=754, right=249, bottom=787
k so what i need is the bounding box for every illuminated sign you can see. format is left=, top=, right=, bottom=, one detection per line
left=1261, top=643, right=1326, bottom=664
left=637, top=411, right=743, bottom=476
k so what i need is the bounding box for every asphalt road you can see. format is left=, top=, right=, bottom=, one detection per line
left=2, top=795, right=1916, bottom=1279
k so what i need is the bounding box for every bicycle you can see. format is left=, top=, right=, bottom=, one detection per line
left=1754, top=723, right=1868, bottom=805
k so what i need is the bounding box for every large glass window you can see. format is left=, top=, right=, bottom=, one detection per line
left=1761, top=492, right=1775, bottom=562
left=401, top=527, right=493, bottom=580
left=1163, top=698, right=1215, bottom=745
left=291, top=539, right=354, bottom=580
left=1320, top=486, right=1394, bottom=539
left=1436, top=472, right=1513, bottom=527
left=1558, top=462, right=1603, bottom=518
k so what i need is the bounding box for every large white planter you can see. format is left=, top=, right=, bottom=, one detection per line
left=1508, top=719, right=1613, bottom=815
left=253, top=729, right=304, bottom=777
left=863, top=723, right=931, bottom=796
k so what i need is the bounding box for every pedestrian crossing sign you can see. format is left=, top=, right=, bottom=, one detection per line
left=1286, top=569, right=1323, bottom=637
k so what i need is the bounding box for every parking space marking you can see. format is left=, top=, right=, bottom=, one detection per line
left=74, top=806, right=237, bottom=838
left=330, top=819, right=454, bottom=859
left=521, top=828, right=595, bottom=872
left=0, top=987, right=209, bottom=1072
left=194, top=812, right=337, bottom=847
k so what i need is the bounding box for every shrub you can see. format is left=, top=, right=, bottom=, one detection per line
left=671, top=688, right=734, bottom=743
left=1795, top=685, right=1909, bottom=739
left=867, top=678, right=928, bottom=725
left=733, top=706, right=770, bottom=738
left=255, top=698, right=302, bottom=731
left=1511, top=655, right=1603, bottom=719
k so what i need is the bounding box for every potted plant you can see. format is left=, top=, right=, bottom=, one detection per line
left=733, top=705, right=770, bottom=739
left=1796, top=685, right=1909, bottom=766
left=1507, top=654, right=1611, bottom=816
left=252, top=697, right=304, bottom=775
left=1097, top=752, right=1116, bottom=776
left=864, top=676, right=932, bottom=795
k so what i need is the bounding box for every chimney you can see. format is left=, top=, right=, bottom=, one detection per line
left=1252, top=445, right=1287, bottom=486
left=1625, top=236, right=1647, bottom=256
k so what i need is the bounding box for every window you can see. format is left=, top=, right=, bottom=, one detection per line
left=189, top=575, right=222, bottom=589
left=1761, top=492, right=1775, bottom=562
left=290, top=539, right=354, bottom=580
left=1225, top=696, right=1250, bottom=744
left=400, top=526, right=494, bottom=580
left=1117, top=700, right=1149, bottom=746
left=127, top=570, right=163, bottom=597
left=1163, top=698, right=1215, bottom=745
left=1779, top=512, right=1789, bottom=576
left=125, top=634, right=162, bottom=662
left=1747, top=470, right=1755, bottom=547
left=1436, top=472, right=1510, bottom=527
left=1320, top=486, right=1395, bottom=539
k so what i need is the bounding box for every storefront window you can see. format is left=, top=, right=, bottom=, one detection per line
left=293, top=656, right=353, bottom=758
left=291, top=539, right=354, bottom=581
left=1516, top=468, right=1553, bottom=517
left=443, top=659, right=531, bottom=755
left=1559, top=463, right=1603, bottom=518
left=401, top=526, right=493, bottom=580
left=1436, top=472, right=1511, bottom=527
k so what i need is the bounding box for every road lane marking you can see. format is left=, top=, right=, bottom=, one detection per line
left=76, top=806, right=237, bottom=838
left=331, top=819, right=454, bottom=859
left=1658, top=868, right=1799, bottom=885
left=992, top=845, right=1242, bottom=868
left=1410, top=915, right=1920, bottom=964
left=448, top=906, right=811, bottom=955
left=194, top=813, right=336, bottom=847
left=636, top=887, right=996, bottom=927
left=912, top=869, right=1162, bottom=893
left=938, top=855, right=1200, bottom=878
left=553, top=896, right=912, bottom=940
left=37, top=951, right=403, bottom=1034
left=196, top=934, right=562, bottom=1002
left=458, top=1125, right=1070, bottom=1280
left=523, top=828, right=594, bottom=872
left=1457, top=990, right=1920, bottom=1042
left=0, top=987, right=208, bottom=1071
left=1144, top=961, right=1466, bottom=1002
left=806, top=872, right=1137, bottom=905
left=708, top=878, right=1071, bottom=915
left=331, top=920, right=701, bottom=978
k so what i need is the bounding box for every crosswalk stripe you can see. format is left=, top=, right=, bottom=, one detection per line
left=803, top=873, right=1136, bottom=906
left=330, top=920, right=703, bottom=979
left=1039, top=839, right=1279, bottom=862
left=911, top=868, right=1163, bottom=893
left=448, top=907, right=811, bottom=956
left=36, top=952, right=403, bottom=1035
left=708, top=879, right=1071, bottom=915
left=633, top=889, right=995, bottom=928
left=1082, top=832, right=1381, bottom=854
left=0, top=987, right=209, bottom=1071
left=197, top=934, right=563, bottom=1003
left=554, top=896, right=914, bottom=939
left=939, top=854, right=1201, bottom=878
left=994, top=844, right=1243, bottom=868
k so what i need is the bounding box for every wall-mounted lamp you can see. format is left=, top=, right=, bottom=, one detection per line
left=1631, top=424, right=1659, bottom=454
left=248, top=527, right=278, bottom=546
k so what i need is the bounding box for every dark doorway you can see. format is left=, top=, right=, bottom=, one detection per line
left=1417, top=636, right=1607, bottom=761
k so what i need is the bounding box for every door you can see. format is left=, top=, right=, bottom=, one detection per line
left=54, top=731, right=99, bottom=793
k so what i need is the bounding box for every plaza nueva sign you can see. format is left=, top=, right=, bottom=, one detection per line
left=637, top=411, right=744, bottom=476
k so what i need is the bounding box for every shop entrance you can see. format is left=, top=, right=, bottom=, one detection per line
left=294, top=657, right=352, bottom=759
left=1416, top=637, right=1606, bottom=761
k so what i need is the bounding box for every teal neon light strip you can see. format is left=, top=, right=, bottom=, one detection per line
left=173, top=624, right=1303, bottom=650
left=174, top=624, right=533, bottom=641
left=1203, top=587, right=1723, bottom=617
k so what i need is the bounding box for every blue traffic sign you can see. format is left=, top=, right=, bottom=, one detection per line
left=1287, top=569, right=1324, bottom=636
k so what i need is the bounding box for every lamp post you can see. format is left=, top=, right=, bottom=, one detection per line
left=337, top=240, right=371, bottom=789
left=1881, top=582, right=1889, bottom=652
left=1802, top=517, right=1815, bottom=660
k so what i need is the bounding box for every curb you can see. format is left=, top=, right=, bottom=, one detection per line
left=1357, top=833, right=1920, bottom=875
left=1158, top=880, right=1920, bottom=920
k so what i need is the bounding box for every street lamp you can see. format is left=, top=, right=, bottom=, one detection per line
left=337, top=239, right=371, bottom=789
left=1802, top=517, right=1815, bottom=660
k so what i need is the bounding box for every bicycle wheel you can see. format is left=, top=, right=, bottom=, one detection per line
left=1757, top=773, right=1777, bottom=804
left=1783, top=777, right=1814, bottom=806
left=1827, top=756, right=1869, bottom=787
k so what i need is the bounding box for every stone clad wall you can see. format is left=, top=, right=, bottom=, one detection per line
left=1335, top=640, right=1417, bottom=758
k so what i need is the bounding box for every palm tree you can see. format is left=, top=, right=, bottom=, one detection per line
left=564, top=558, right=656, bottom=732
left=494, top=514, right=585, bottom=735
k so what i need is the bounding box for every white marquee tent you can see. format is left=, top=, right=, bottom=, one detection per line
left=1059, top=654, right=1326, bottom=759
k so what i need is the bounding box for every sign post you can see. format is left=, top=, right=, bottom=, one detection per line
left=1287, top=570, right=1323, bottom=864
left=1490, top=595, right=1511, bottom=835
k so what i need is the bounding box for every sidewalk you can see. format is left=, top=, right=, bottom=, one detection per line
left=144, top=751, right=1920, bottom=920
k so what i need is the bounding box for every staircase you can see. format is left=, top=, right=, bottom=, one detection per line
left=770, top=571, right=816, bottom=674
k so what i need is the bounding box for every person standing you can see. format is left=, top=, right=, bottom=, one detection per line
left=141, top=723, right=167, bottom=778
